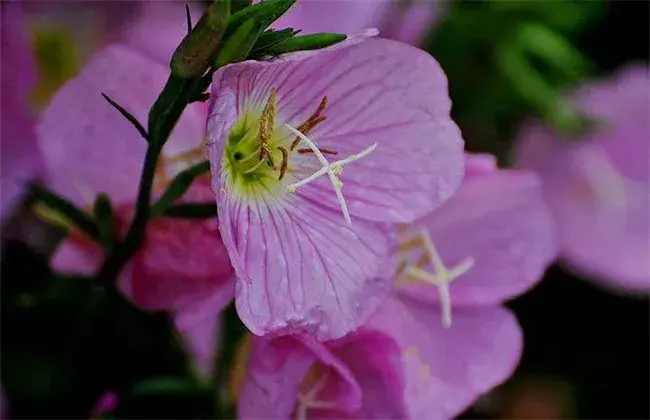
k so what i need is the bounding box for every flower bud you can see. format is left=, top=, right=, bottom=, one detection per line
left=171, top=0, right=230, bottom=78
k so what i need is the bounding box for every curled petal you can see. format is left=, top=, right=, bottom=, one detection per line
left=238, top=336, right=362, bottom=419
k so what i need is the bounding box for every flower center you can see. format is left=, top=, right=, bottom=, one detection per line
left=222, top=89, right=377, bottom=224
left=396, top=228, right=474, bottom=328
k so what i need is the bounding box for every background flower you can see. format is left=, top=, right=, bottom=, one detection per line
left=515, top=66, right=650, bottom=294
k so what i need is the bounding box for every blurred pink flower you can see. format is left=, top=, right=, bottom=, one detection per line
left=90, top=391, right=118, bottom=419
left=36, top=28, right=232, bottom=378
left=515, top=66, right=650, bottom=294
left=0, top=2, right=44, bottom=218
left=237, top=295, right=521, bottom=419
left=393, top=153, right=558, bottom=327
left=271, top=0, right=445, bottom=45
left=207, top=33, right=464, bottom=341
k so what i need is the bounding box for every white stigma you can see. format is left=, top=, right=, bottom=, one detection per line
left=284, top=123, right=377, bottom=225
left=406, top=229, right=475, bottom=328
left=295, top=370, right=335, bottom=420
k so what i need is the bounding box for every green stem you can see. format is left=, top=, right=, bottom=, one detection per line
left=95, top=143, right=163, bottom=285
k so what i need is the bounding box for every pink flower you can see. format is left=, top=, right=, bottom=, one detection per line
left=234, top=155, right=554, bottom=418
left=515, top=66, right=650, bottom=294
left=393, top=153, right=558, bottom=327
left=36, top=40, right=232, bottom=376
left=236, top=295, right=521, bottom=419
left=207, top=33, right=465, bottom=341
left=271, top=0, right=445, bottom=45
left=1, top=2, right=44, bottom=218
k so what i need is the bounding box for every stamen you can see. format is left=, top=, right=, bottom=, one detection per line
left=291, top=97, right=328, bottom=151
left=404, top=229, right=475, bottom=328
left=297, top=148, right=338, bottom=155
left=284, top=124, right=377, bottom=225
left=277, top=146, right=289, bottom=180
left=258, top=89, right=278, bottom=168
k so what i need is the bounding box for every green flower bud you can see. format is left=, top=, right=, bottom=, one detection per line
left=171, top=0, right=231, bottom=78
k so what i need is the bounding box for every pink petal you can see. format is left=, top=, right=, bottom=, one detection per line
left=119, top=215, right=234, bottom=312
left=329, top=330, right=407, bottom=418
left=239, top=336, right=362, bottom=419
left=271, top=0, right=391, bottom=36
left=174, top=279, right=234, bottom=381
left=222, top=191, right=392, bottom=341
left=369, top=296, right=523, bottom=419
left=396, top=169, right=557, bottom=306
left=50, top=235, right=102, bottom=277
left=271, top=0, right=443, bottom=46
left=381, top=0, right=445, bottom=45
left=209, top=37, right=464, bottom=224
left=515, top=65, right=650, bottom=293
left=464, top=152, right=498, bottom=178
left=1, top=2, right=43, bottom=218
left=36, top=43, right=206, bottom=209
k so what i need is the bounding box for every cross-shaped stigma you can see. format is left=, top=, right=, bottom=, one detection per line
left=405, top=229, right=475, bottom=328
left=284, top=123, right=377, bottom=225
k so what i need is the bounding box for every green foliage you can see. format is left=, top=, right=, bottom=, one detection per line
left=427, top=0, right=604, bottom=161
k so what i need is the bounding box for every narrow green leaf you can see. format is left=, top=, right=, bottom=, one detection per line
left=231, top=0, right=252, bottom=14
left=226, top=0, right=297, bottom=36
left=101, top=93, right=149, bottom=142
left=93, top=193, right=116, bottom=251
left=214, top=18, right=264, bottom=67
left=251, top=28, right=297, bottom=53
left=266, top=32, right=347, bottom=54
left=185, top=4, right=192, bottom=34
left=29, top=184, right=100, bottom=240
left=150, top=161, right=211, bottom=217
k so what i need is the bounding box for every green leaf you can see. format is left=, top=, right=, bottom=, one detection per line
left=266, top=32, right=347, bottom=55
left=29, top=184, right=100, bottom=240
left=518, top=22, right=588, bottom=80
left=92, top=193, right=116, bottom=251
left=231, top=0, right=252, bottom=14
left=101, top=93, right=149, bottom=142
left=226, top=0, right=297, bottom=36
left=214, top=18, right=264, bottom=67
left=251, top=27, right=297, bottom=54
left=150, top=160, right=211, bottom=217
